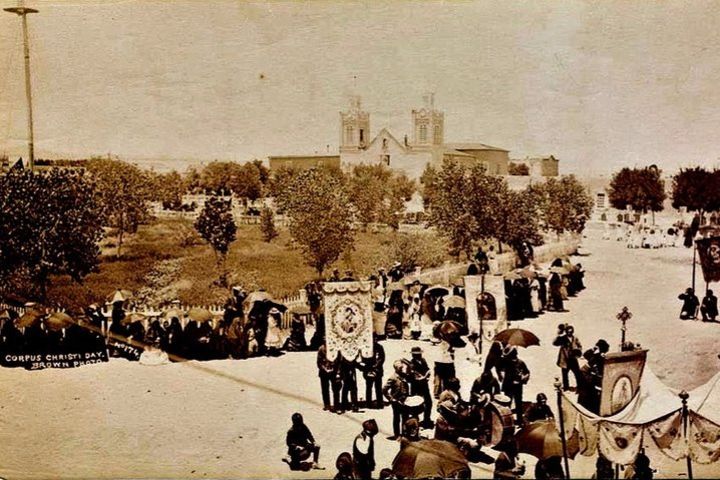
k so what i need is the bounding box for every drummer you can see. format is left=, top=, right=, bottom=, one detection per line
left=408, top=346, right=434, bottom=429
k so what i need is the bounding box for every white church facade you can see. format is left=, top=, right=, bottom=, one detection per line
left=269, top=95, right=556, bottom=180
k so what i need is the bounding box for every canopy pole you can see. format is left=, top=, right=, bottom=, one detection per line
left=692, top=244, right=697, bottom=293
left=554, top=378, right=571, bottom=479
left=680, top=390, right=693, bottom=480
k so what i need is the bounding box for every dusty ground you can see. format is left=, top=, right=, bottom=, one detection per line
left=1, top=225, right=718, bottom=479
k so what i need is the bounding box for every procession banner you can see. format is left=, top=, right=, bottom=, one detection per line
left=323, top=281, right=373, bottom=362
left=1, top=348, right=109, bottom=370
left=696, top=236, right=720, bottom=283
left=464, top=275, right=507, bottom=341
left=600, top=349, right=647, bottom=416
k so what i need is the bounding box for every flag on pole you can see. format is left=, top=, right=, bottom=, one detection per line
left=696, top=236, right=720, bottom=283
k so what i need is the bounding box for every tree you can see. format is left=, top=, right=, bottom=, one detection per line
left=149, top=170, right=186, bottom=210
left=279, top=167, right=354, bottom=277
left=260, top=206, right=279, bottom=242
left=466, top=165, right=506, bottom=242
left=428, top=159, right=477, bottom=259
left=194, top=197, right=237, bottom=286
left=495, top=187, right=543, bottom=252
left=672, top=167, right=720, bottom=220
left=199, top=160, right=263, bottom=201
left=419, top=163, right=438, bottom=208
left=0, top=168, right=104, bottom=301
left=86, top=158, right=152, bottom=257
left=347, top=164, right=416, bottom=230
left=508, top=162, right=530, bottom=175
left=608, top=166, right=666, bottom=219
left=537, top=175, right=594, bottom=237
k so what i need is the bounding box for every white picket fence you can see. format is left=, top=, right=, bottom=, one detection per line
left=0, top=235, right=580, bottom=331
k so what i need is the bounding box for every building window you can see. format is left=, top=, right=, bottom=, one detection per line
left=345, top=125, right=354, bottom=144
left=382, top=138, right=388, bottom=150
left=433, top=125, right=442, bottom=144
left=381, top=154, right=390, bottom=166
left=419, top=124, right=427, bottom=143
left=359, top=128, right=365, bottom=144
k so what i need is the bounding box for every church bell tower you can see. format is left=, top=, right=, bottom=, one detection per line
left=412, top=93, right=444, bottom=146
left=340, top=96, right=370, bottom=152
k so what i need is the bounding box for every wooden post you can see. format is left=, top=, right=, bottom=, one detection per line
left=3, top=6, right=38, bottom=170
left=680, top=390, right=693, bottom=480
left=692, top=243, right=697, bottom=293
left=554, top=378, right=571, bottom=479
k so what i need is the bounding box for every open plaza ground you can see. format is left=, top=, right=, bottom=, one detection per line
left=1, top=224, right=719, bottom=479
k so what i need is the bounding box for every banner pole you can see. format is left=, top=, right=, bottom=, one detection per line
left=692, top=243, right=697, bottom=293
left=680, top=390, right=693, bottom=480
left=554, top=378, right=571, bottom=479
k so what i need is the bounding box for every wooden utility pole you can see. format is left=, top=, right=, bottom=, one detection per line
left=4, top=4, right=38, bottom=171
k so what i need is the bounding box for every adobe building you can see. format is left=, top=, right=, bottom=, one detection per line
left=269, top=95, right=543, bottom=180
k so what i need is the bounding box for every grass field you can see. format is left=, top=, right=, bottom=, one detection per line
left=46, top=219, right=451, bottom=312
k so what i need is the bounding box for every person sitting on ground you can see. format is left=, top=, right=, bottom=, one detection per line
left=701, top=290, right=718, bottom=322
left=525, top=393, right=554, bottom=423
left=283, top=313, right=307, bottom=351
left=283, top=413, right=322, bottom=470
left=678, top=287, right=700, bottom=320
left=333, top=452, right=355, bottom=480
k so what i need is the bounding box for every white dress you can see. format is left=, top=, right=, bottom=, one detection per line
left=529, top=279, right=542, bottom=313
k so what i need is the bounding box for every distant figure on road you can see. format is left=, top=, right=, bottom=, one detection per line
left=701, top=290, right=718, bottom=322
left=678, top=287, right=700, bottom=320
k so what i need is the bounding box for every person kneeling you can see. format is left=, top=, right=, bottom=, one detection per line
left=283, top=413, right=322, bottom=470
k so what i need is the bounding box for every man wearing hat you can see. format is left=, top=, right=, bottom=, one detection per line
left=383, top=360, right=410, bottom=440
left=388, top=262, right=403, bottom=283
left=525, top=393, right=554, bottom=423
left=553, top=323, right=582, bottom=391
left=353, top=419, right=378, bottom=479
left=408, top=346, right=434, bottom=429
left=501, top=346, right=530, bottom=425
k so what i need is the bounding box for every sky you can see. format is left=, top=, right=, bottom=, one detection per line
left=1, top=0, right=720, bottom=176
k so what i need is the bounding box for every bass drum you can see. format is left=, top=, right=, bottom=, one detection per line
left=484, top=401, right=515, bottom=448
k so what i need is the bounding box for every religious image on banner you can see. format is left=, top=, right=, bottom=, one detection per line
left=600, top=349, right=647, bottom=416
left=464, top=275, right=507, bottom=341
left=696, top=236, right=720, bottom=283
left=323, top=281, right=373, bottom=362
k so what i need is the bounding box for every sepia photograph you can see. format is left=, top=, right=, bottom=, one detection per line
left=2, top=1, right=720, bottom=478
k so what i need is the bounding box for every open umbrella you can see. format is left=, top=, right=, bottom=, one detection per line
left=392, top=439, right=469, bottom=479
left=106, top=289, right=133, bottom=304
left=0, top=309, right=11, bottom=320
left=243, top=290, right=273, bottom=307
left=451, top=277, right=465, bottom=288
left=550, top=266, right=569, bottom=275
left=45, top=312, right=75, bottom=331
left=516, top=420, right=579, bottom=460
left=426, top=285, right=450, bottom=296
left=435, top=320, right=467, bottom=348
left=493, top=328, right=540, bottom=348
left=290, top=305, right=312, bottom=315
left=442, top=295, right=466, bottom=309
left=17, top=306, right=46, bottom=328
left=121, top=312, right=147, bottom=325
left=187, top=307, right=215, bottom=323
